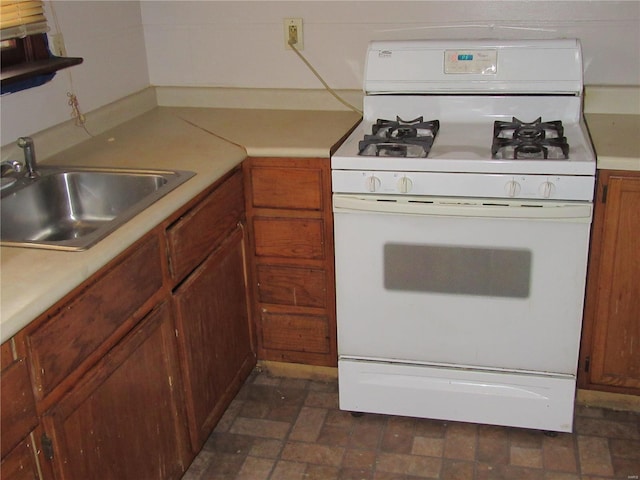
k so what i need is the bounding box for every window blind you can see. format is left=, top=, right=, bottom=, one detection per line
left=0, top=0, right=48, bottom=41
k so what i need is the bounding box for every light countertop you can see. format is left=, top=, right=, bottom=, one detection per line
left=0, top=107, right=361, bottom=343
left=586, top=113, right=640, bottom=172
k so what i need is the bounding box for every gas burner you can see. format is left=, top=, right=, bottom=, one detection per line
left=492, top=117, right=569, bottom=160
left=359, top=117, right=440, bottom=157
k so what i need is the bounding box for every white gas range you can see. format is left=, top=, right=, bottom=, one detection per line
left=332, top=39, right=596, bottom=433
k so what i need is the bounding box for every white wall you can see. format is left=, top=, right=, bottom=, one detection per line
left=142, top=1, right=640, bottom=89
left=1, top=1, right=149, bottom=147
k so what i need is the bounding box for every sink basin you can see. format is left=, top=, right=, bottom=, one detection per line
left=1, top=166, right=195, bottom=251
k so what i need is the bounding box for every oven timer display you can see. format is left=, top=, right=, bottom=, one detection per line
left=444, top=49, right=497, bottom=75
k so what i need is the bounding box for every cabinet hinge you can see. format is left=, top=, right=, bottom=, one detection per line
left=584, top=355, right=591, bottom=373
left=41, top=433, right=54, bottom=460
left=601, top=185, right=608, bottom=203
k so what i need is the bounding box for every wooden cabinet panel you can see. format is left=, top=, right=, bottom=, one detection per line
left=43, top=302, right=189, bottom=480
left=580, top=170, right=640, bottom=394
left=0, top=358, right=38, bottom=458
left=244, top=157, right=337, bottom=367
left=167, top=169, right=244, bottom=284
left=249, top=166, right=323, bottom=210
left=253, top=217, right=325, bottom=259
left=1, top=341, right=13, bottom=370
left=261, top=312, right=330, bottom=355
left=25, top=234, right=163, bottom=400
left=257, top=265, right=327, bottom=309
left=1, top=436, right=40, bottom=480
left=173, top=226, right=255, bottom=451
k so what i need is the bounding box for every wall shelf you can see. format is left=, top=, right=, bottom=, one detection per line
left=1, top=56, right=83, bottom=91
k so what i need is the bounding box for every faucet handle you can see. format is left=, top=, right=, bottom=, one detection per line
left=0, top=160, right=24, bottom=178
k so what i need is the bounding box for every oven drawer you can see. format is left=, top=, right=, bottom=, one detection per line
left=339, top=359, right=576, bottom=432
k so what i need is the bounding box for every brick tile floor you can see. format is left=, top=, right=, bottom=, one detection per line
left=182, top=368, right=640, bottom=480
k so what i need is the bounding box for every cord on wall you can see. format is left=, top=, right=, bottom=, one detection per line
left=67, top=93, right=86, bottom=126
left=49, top=1, right=93, bottom=137
left=288, top=39, right=363, bottom=115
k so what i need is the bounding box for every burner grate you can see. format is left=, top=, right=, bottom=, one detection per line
left=359, top=117, right=440, bottom=157
left=492, top=117, right=569, bottom=160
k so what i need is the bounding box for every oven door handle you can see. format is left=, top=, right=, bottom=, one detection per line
left=333, top=194, right=592, bottom=221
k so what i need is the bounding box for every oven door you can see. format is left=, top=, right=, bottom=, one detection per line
left=333, top=193, right=593, bottom=375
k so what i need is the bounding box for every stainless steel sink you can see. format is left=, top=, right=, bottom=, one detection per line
left=1, top=166, right=195, bottom=251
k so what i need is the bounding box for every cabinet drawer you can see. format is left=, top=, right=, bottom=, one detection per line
left=257, top=265, right=327, bottom=308
left=167, top=170, right=244, bottom=283
left=253, top=217, right=324, bottom=259
left=1, top=358, right=38, bottom=458
left=249, top=166, right=323, bottom=210
left=261, top=312, right=330, bottom=354
left=26, top=234, right=163, bottom=399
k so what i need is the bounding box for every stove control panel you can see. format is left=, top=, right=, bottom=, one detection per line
left=444, top=49, right=497, bottom=75
left=334, top=170, right=594, bottom=202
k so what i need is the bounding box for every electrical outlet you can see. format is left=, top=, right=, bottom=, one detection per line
left=284, top=18, right=303, bottom=50
left=51, top=33, right=67, bottom=57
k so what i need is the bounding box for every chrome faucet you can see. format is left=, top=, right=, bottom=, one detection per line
left=0, top=159, right=23, bottom=177
left=17, top=136, right=38, bottom=178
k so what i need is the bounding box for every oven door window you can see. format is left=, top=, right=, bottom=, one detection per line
left=384, top=244, right=531, bottom=298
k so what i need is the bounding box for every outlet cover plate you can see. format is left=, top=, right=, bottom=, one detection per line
left=284, top=18, right=303, bottom=50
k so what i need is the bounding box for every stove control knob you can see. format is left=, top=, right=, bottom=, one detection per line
left=505, top=180, right=521, bottom=197
left=397, top=176, right=413, bottom=193
left=366, top=175, right=381, bottom=192
left=539, top=181, right=556, bottom=199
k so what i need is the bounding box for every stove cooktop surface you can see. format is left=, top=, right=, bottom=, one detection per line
left=332, top=95, right=596, bottom=176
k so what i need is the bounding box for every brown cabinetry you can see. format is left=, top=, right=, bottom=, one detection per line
left=42, top=302, right=189, bottom=480
left=12, top=232, right=181, bottom=480
left=580, top=169, right=640, bottom=394
left=0, top=342, right=45, bottom=480
left=2, top=166, right=255, bottom=479
left=166, top=168, right=245, bottom=285
left=244, top=158, right=337, bottom=366
left=169, top=169, right=255, bottom=451
left=21, top=233, right=165, bottom=408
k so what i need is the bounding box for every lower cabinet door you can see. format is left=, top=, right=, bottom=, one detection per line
left=585, top=172, right=640, bottom=392
left=1, top=436, right=40, bottom=480
left=42, top=302, right=190, bottom=480
left=173, top=226, right=255, bottom=451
